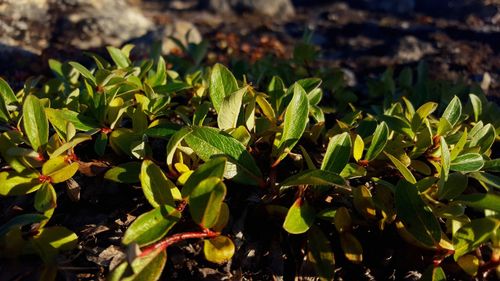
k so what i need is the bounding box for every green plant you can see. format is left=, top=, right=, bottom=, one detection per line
left=0, top=41, right=499, bottom=280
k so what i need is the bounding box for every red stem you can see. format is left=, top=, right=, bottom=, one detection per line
left=139, top=228, right=219, bottom=257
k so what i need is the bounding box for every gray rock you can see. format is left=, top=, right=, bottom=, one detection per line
left=209, top=0, right=295, bottom=18
left=396, top=36, right=436, bottom=62
left=160, top=20, right=202, bottom=53
left=55, top=0, right=154, bottom=49
left=0, top=0, right=51, bottom=54
left=0, top=0, right=154, bottom=53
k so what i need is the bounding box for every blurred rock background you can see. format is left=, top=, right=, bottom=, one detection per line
left=0, top=0, right=499, bottom=94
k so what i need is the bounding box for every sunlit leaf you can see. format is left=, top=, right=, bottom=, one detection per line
left=283, top=198, right=315, bottom=234
left=321, top=132, right=352, bottom=174
left=203, top=236, right=235, bottom=264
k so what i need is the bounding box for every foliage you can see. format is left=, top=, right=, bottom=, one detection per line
left=0, top=38, right=499, bottom=281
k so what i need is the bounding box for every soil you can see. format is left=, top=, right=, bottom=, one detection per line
left=0, top=1, right=499, bottom=280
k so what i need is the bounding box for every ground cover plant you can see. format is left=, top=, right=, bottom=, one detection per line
left=0, top=37, right=499, bottom=280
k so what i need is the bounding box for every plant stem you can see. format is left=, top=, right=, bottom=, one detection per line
left=139, top=228, right=219, bottom=257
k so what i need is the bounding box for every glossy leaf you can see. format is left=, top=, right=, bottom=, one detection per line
left=34, top=183, right=57, bottom=212
left=395, top=180, right=441, bottom=247
left=31, top=226, right=78, bottom=263
left=184, top=126, right=262, bottom=186
left=364, top=121, right=389, bottom=161
left=456, top=193, right=500, bottom=212
left=283, top=198, right=315, bottom=234
left=23, top=95, right=49, bottom=152
left=0, top=77, right=17, bottom=105
left=450, top=153, right=484, bottom=172
left=107, top=46, right=130, bottom=68
left=469, top=94, right=482, bottom=122
left=140, top=159, right=179, bottom=208
left=0, top=170, right=41, bottom=196
left=321, top=132, right=352, bottom=174
left=385, top=152, right=416, bottom=184
left=280, top=169, right=345, bottom=189
left=182, top=157, right=226, bottom=198
left=442, top=96, right=462, bottom=127
left=104, top=162, right=141, bottom=183
left=437, top=172, right=468, bottom=200
left=274, top=83, right=309, bottom=164
left=203, top=236, right=235, bottom=264
left=422, top=265, right=447, bottom=281
left=42, top=156, right=79, bottom=183
left=218, top=87, right=247, bottom=130
left=353, top=134, right=364, bottom=162
left=122, top=205, right=181, bottom=246
left=128, top=249, right=167, bottom=281
left=189, top=177, right=226, bottom=228
left=453, top=217, right=499, bottom=260
left=210, top=63, right=238, bottom=113
left=411, top=102, right=438, bottom=131
left=457, top=254, right=479, bottom=276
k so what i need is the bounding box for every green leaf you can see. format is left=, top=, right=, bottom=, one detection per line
left=0, top=77, right=17, bottom=105
left=457, top=254, right=479, bottom=276
left=112, top=249, right=167, bottom=281
left=184, top=126, right=262, bottom=186
left=340, top=232, right=363, bottom=263
left=45, top=108, right=98, bottom=132
left=34, top=183, right=57, bottom=212
left=275, top=83, right=309, bottom=164
left=334, top=207, right=352, bottom=233
left=321, top=132, right=352, bottom=174
left=453, top=217, right=500, bottom=260
left=411, top=102, right=438, bottom=131
left=140, top=159, right=179, bottom=208
left=42, top=156, right=79, bottom=183
left=23, top=95, right=49, bottom=152
left=107, top=46, right=131, bottom=68
left=307, top=227, right=335, bottom=281
left=442, top=96, right=462, bottom=127
left=189, top=177, right=227, bottom=228
left=483, top=158, right=500, bottom=172
left=0, top=170, right=41, bottom=196
left=122, top=205, right=181, bottom=246
left=395, top=180, right=441, bottom=247
left=469, top=94, right=482, bottom=122
left=364, top=121, right=389, bottom=161
left=469, top=123, right=495, bottom=154
left=104, top=162, right=141, bottom=183
left=218, top=87, right=247, bottom=130
left=469, top=172, right=500, bottom=190
left=0, top=213, right=47, bottom=237
left=353, top=134, right=364, bottom=162
left=450, top=129, right=467, bottom=160
left=69, top=62, right=96, bottom=85
left=182, top=157, right=226, bottom=198
left=422, top=265, right=447, bottom=281
left=437, top=172, right=468, bottom=200
left=450, top=153, right=484, bottom=172
left=166, top=127, right=191, bottom=171
left=456, top=193, right=500, bottom=212
left=283, top=198, right=315, bottom=234
left=209, top=64, right=238, bottom=113
left=203, top=236, right=235, bottom=264
left=440, top=136, right=451, bottom=182
left=30, top=226, right=78, bottom=263
left=385, top=152, right=416, bottom=184
left=280, top=169, right=345, bottom=189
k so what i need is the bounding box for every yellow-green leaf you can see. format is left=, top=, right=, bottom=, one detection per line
left=140, top=159, right=179, bottom=208
left=23, top=95, right=49, bottom=152
left=283, top=198, right=315, bottom=234
left=203, top=236, right=235, bottom=264
left=189, top=177, right=227, bottom=228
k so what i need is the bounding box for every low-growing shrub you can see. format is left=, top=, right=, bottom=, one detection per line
left=0, top=40, right=499, bottom=280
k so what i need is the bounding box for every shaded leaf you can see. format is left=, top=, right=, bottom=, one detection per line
left=307, top=227, right=335, bottom=281
left=104, top=162, right=141, bottom=183
left=453, top=217, right=499, bottom=260
left=395, top=180, right=441, bottom=247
